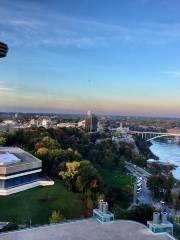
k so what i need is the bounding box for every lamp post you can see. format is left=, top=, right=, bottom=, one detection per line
left=0, top=41, right=8, bottom=58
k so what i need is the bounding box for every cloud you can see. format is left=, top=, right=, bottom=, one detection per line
left=163, top=71, right=180, bottom=79
left=0, top=81, right=16, bottom=92
left=1, top=1, right=180, bottom=48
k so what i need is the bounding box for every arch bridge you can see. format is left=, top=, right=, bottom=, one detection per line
left=130, top=131, right=180, bottom=142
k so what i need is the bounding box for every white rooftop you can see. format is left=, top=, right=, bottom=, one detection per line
left=0, top=152, right=21, bottom=166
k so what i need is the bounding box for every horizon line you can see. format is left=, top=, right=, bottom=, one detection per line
left=1, top=111, right=180, bottom=120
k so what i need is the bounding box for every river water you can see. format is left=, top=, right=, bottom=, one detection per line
left=150, top=140, right=180, bottom=180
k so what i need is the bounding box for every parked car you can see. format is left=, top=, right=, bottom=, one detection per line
left=137, top=180, right=142, bottom=185
left=137, top=189, right=141, bottom=194
left=137, top=177, right=143, bottom=180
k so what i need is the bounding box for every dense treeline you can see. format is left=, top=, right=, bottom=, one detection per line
left=3, top=127, right=146, bottom=175
left=0, top=127, right=151, bottom=217
left=134, top=135, right=158, bottom=160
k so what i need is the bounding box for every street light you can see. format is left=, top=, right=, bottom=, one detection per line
left=0, top=41, right=8, bottom=58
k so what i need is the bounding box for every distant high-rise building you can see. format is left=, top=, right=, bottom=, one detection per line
left=85, top=110, right=97, bottom=132
left=14, top=113, right=19, bottom=119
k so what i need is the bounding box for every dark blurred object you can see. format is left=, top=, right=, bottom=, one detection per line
left=0, top=42, right=8, bottom=58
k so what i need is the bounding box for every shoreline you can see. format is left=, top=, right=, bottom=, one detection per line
left=150, top=140, right=180, bottom=180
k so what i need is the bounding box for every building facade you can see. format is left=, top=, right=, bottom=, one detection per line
left=0, top=147, right=54, bottom=195
left=85, top=110, right=97, bottom=132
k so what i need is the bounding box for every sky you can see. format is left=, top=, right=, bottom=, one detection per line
left=1, top=0, right=180, bottom=117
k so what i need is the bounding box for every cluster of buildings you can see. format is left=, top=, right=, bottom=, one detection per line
left=110, top=122, right=137, bottom=145
left=0, top=120, right=24, bottom=132
left=3, top=112, right=180, bottom=139
left=0, top=118, right=55, bottom=132
left=29, top=118, right=53, bottom=128
left=29, top=111, right=98, bottom=132
left=0, top=111, right=99, bottom=133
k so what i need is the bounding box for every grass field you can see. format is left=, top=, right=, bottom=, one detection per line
left=100, top=169, right=132, bottom=189
left=0, top=179, right=84, bottom=225
left=100, top=169, right=133, bottom=209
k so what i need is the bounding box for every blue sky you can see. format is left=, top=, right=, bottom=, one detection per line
left=1, top=0, right=180, bottom=117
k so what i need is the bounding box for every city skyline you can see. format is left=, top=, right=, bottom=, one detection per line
left=1, top=0, right=180, bottom=117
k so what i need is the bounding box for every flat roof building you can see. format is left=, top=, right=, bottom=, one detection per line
left=0, top=219, right=174, bottom=240
left=0, top=147, right=54, bottom=195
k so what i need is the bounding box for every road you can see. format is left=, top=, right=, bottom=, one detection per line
left=126, top=162, right=175, bottom=217
left=125, top=161, right=151, bottom=178
left=137, top=178, right=152, bottom=205
left=125, top=162, right=152, bottom=206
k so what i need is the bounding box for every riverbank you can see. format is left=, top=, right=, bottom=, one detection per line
left=150, top=140, right=180, bottom=180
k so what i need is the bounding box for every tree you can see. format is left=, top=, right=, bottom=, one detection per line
left=59, top=161, right=80, bottom=190
left=118, top=156, right=126, bottom=172
left=114, top=205, right=128, bottom=219
left=147, top=175, right=165, bottom=199
left=49, top=210, right=65, bottom=224
left=104, top=150, right=116, bottom=169
left=75, top=160, right=101, bottom=193
left=41, top=136, right=60, bottom=149
left=86, top=198, right=94, bottom=210
left=2, top=222, right=18, bottom=232
left=36, top=147, right=49, bottom=157
left=135, top=136, right=158, bottom=160
left=131, top=153, right=145, bottom=167
left=0, top=136, right=6, bottom=146
left=150, top=163, right=175, bottom=175
left=147, top=174, right=175, bottom=200
left=127, top=204, right=155, bottom=224
left=172, top=193, right=180, bottom=211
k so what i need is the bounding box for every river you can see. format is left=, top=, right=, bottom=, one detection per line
left=150, top=140, right=180, bottom=180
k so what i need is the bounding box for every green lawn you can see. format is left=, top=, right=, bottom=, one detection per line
left=100, top=169, right=133, bottom=209
left=100, top=169, right=132, bottom=190
left=0, top=179, right=84, bottom=225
